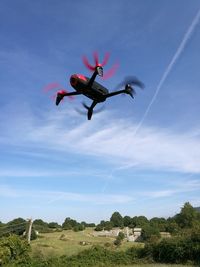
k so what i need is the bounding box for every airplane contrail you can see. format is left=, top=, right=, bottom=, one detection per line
left=133, top=8, right=200, bottom=135
left=102, top=9, right=200, bottom=192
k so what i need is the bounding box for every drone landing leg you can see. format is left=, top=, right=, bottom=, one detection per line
left=56, top=91, right=81, bottom=105
left=87, top=101, right=98, bottom=120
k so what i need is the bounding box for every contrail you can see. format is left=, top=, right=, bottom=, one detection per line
left=101, top=9, right=200, bottom=193
left=133, top=8, right=200, bottom=135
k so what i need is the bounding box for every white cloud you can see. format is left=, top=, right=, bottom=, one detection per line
left=140, top=177, right=200, bottom=199
left=0, top=184, right=134, bottom=205
left=0, top=185, right=20, bottom=198
left=0, top=169, right=99, bottom=178
left=1, top=108, right=200, bottom=174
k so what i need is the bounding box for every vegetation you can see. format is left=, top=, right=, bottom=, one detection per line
left=114, top=231, right=125, bottom=246
left=0, top=235, right=30, bottom=266
left=1, top=202, right=200, bottom=266
left=0, top=218, right=26, bottom=238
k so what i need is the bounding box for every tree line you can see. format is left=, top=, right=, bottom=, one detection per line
left=0, top=202, right=200, bottom=266
left=1, top=202, right=200, bottom=241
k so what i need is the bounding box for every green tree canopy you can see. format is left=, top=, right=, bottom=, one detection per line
left=132, top=216, right=148, bottom=227
left=150, top=217, right=167, bottom=232
left=1, top=218, right=27, bottom=236
left=110, top=212, right=123, bottom=227
left=33, top=219, right=48, bottom=227
left=174, top=202, right=200, bottom=228
left=142, top=224, right=160, bottom=241
left=62, top=217, right=78, bottom=230
left=123, top=216, right=132, bottom=227
left=48, top=222, right=61, bottom=228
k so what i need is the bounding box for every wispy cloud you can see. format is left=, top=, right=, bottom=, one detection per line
left=1, top=176, right=199, bottom=205
left=0, top=184, right=134, bottom=205
left=142, top=178, right=200, bottom=199
left=1, top=108, right=200, bottom=174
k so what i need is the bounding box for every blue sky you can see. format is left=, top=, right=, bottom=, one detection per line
left=1, top=0, right=200, bottom=224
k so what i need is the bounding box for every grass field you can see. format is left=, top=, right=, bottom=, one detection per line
left=31, top=228, right=142, bottom=258
left=30, top=228, right=194, bottom=267
left=113, top=266, right=193, bottom=267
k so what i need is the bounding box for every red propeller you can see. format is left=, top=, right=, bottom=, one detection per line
left=43, top=82, right=74, bottom=103
left=82, top=52, right=119, bottom=80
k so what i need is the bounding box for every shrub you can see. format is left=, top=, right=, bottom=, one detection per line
left=144, top=236, right=200, bottom=264
left=95, top=224, right=103, bottom=231
left=0, top=235, right=30, bottom=265
left=114, top=231, right=125, bottom=246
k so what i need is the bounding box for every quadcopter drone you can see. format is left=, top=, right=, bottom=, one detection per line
left=51, top=52, right=144, bottom=120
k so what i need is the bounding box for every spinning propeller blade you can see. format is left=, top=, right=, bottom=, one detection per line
left=93, top=51, right=99, bottom=66
left=43, top=82, right=74, bottom=103
left=75, top=102, right=105, bottom=115
left=117, top=76, right=145, bottom=98
left=117, top=76, right=145, bottom=90
left=82, top=52, right=118, bottom=79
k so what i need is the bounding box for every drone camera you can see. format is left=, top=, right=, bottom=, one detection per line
left=96, top=66, right=103, bottom=77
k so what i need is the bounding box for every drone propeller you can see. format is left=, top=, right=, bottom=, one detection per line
left=82, top=51, right=119, bottom=80
left=43, top=82, right=74, bottom=103
left=117, top=76, right=145, bottom=90
left=116, top=76, right=145, bottom=98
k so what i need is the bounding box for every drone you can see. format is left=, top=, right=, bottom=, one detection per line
left=53, top=52, right=144, bottom=120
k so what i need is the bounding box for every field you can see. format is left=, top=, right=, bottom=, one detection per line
left=31, top=228, right=141, bottom=258
left=30, top=228, right=194, bottom=266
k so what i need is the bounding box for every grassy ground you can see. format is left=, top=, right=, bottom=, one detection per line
left=30, top=228, right=194, bottom=266
left=31, top=228, right=142, bottom=258
left=111, top=265, right=193, bottom=267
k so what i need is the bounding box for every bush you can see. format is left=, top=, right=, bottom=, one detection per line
left=142, top=224, right=160, bottom=241
left=144, top=236, right=200, bottom=264
left=114, top=231, right=125, bottom=246
left=0, top=235, right=30, bottom=265
left=95, top=224, right=103, bottom=231
left=73, top=223, right=85, bottom=232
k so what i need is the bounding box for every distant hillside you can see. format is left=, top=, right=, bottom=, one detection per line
left=194, top=207, right=200, bottom=212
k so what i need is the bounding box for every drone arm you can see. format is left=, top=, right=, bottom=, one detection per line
left=87, top=66, right=103, bottom=89
left=56, top=91, right=81, bottom=105
left=106, top=84, right=135, bottom=99
left=106, top=89, right=127, bottom=98
left=87, top=71, right=98, bottom=88
left=61, top=91, right=81, bottom=97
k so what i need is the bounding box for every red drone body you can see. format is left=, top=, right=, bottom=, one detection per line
left=45, top=52, right=144, bottom=120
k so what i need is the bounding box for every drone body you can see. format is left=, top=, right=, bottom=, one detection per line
left=55, top=53, right=144, bottom=120
left=70, top=73, right=108, bottom=103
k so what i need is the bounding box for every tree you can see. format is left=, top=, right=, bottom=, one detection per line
left=123, top=216, right=132, bottom=227
left=150, top=217, right=167, bottom=232
left=142, top=224, right=160, bottom=241
left=104, top=221, right=113, bottom=231
left=33, top=219, right=49, bottom=232
left=4, top=218, right=27, bottom=236
left=48, top=222, right=60, bottom=229
left=62, top=217, right=77, bottom=230
left=33, top=219, right=48, bottom=227
left=166, top=220, right=180, bottom=234
left=132, top=216, right=148, bottom=227
left=73, top=223, right=85, bottom=232
left=95, top=224, right=103, bottom=231
left=175, top=202, right=199, bottom=228
left=110, top=212, right=123, bottom=227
